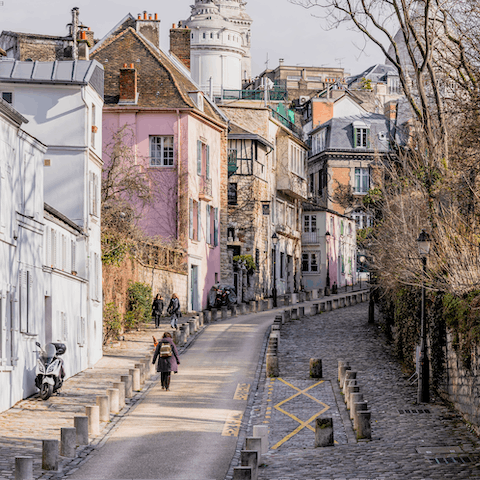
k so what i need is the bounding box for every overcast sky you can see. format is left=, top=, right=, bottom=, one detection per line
left=0, top=0, right=385, bottom=77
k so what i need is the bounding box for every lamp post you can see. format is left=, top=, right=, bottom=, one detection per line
left=325, top=231, right=331, bottom=295
left=359, top=255, right=366, bottom=291
left=272, top=232, right=279, bottom=307
left=417, top=230, right=431, bottom=403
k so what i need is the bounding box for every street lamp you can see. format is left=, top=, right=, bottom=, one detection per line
left=272, top=232, right=279, bottom=307
left=358, top=255, right=366, bottom=291
left=417, top=229, right=431, bottom=403
left=325, top=231, right=331, bottom=295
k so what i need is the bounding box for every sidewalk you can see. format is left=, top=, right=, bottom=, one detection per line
left=0, top=320, right=185, bottom=480
left=249, top=303, right=480, bottom=480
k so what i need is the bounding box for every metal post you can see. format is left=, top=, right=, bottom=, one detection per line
left=418, top=256, right=429, bottom=403
left=273, top=244, right=277, bottom=307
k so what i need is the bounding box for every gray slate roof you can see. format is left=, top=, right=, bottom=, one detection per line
left=347, top=64, right=398, bottom=87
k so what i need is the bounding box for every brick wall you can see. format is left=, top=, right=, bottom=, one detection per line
left=170, top=28, right=191, bottom=70
left=119, top=66, right=137, bottom=102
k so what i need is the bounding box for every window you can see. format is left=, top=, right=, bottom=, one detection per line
left=304, top=215, right=317, bottom=233
left=1, top=92, right=12, bottom=104
left=309, top=173, right=314, bottom=194
left=354, top=167, right=370, bottom=194
left=351, top=210, right=374, bottom=229
left=197, top=140, right=210, bottom=177
left=353, top=123, right=370, bottom=148
left=19, top=270, right=34, bottom=333
left=228, top=183, right=237, bottom=205
left=302, top=252, right=320, bottom=273
left=150, top=136, right=174, bottom=166
left=255, top=249, right=260, bottom=268
left=89, top=172, right=99, bottom=216
left=311, top=129, right=326, bottom=155
left=287, top=205, right=295, bottom=227
left=280, top=252, right=285, bottom=279
left=51, top=229, right=57, bottom=268
left=276, top=200, right=285, bottom=224
left=206, top=205, right=211, bottom=244
left=290, top=143, right=305, bottom=177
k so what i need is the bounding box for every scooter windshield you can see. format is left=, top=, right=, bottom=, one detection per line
left=40, top=344, right=57, bottom=364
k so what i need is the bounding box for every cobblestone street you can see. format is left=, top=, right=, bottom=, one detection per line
left=250, top=303, right=480, bottom=480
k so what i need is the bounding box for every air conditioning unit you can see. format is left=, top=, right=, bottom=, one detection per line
left=299, top=95, right=310, bottom=105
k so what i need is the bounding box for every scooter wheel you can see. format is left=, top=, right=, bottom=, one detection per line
left=40, top=383, right=53, bottom=400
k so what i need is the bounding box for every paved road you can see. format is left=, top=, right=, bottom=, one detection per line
left=69, top=315, right=272, bottom=480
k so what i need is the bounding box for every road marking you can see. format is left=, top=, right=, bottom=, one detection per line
left=222, top=411, right=243, bottom=437
left=271, top=378, right=330, bottom=450
left=234, top=383, right=250, bottom=400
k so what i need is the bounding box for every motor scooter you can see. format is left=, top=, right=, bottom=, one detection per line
left=35, top=342, right=66, bottom=400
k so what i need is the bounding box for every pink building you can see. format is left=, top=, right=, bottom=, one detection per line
left=91, top=14, right=228, bottom=311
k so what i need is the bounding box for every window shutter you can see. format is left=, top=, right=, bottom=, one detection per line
left=27, top=271, right=33, bottom=333
left=206, top=205, right=211, bottom=245
left=353, top=128, right=357, bottom=148
left=189, top=198, right=193, bottom=239
left=197, top=140, right=202, bottom=175
left=71, top=240, right=76, bottom=273
left=19, top=270, right=27, bottom=333
left=214, top=207, right=219, bottom=246
left=51, top=229, right=57, bottom=268
left=367, top=129, right=371, bottom=149
left=45, top=226, right=51, bottom=267
left=94, top=174, right=99, bottom=216
left=206, top=145, right=210, bottom=179
left=89, top=172, right=94, bottom=214
left=78, top=316, right=86, bottom=346
left=197, top=201, right=201, bottom=241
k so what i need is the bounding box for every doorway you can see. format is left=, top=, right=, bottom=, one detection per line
left=190, top=265, right=199, bottom=312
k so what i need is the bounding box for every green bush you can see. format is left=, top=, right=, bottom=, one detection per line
left=125, top=282, right=152, bottom=330
left=233, top=254, right=256, bottom=273
left=103, top=302, right=122, bottom=345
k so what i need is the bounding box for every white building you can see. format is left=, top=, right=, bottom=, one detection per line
left=183, top=0, right=252, bottom=95
left=0, top=59, right=104, bottom=411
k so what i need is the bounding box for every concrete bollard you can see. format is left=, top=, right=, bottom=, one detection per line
left=306, top=290, right=312, bottom=301
left=342, top=370, right=357, bottom=392
left=255, top=300, right=261, bottom=312
left=211, top=308, right=218, bottom=321
left=60, top=427, right=76, bottom=458
left=145, top=354, right=155, bottom=376
left=311, top=304, right=319, bottom=315
left=253, top=425, right=269, bottom=455
left=188, top=319, right=196, bottom=335
left=107, top=388, right=120, bottom=414
left=332, top=299, right=338, bottom=310
left=357, top=410, right=372, bottom=439
left=283, top=309, right=291, bottom=322
left=346, top=296, right=351, bottom=306
left=299, top=306, right=305, bottom=317
left=309, top=358, right=322, bottom=378
left=121, top=374, right=133, bottom=398
left=173, top=329, right=181, bottom=345
left=231, top=304, right=237, bottom=317
left=42, top=439, right=59, bottom=470
left=266, top=353, right=279, bottom=377
left=267, top=298, right=273, bottom=309
left=177, top=325, right=186, bottom=346
left=249, top=301, right=256, bottom=313
left=241, top=451, right=258, bottom=480
left=346, top=382, right=359, bottom=410
left=245, top=437, right=262, bottom=466
left=74, top=416, right=89, bottom=445
left=113, top=382, right=126, bottom=409
left=203, top=310, right=211, bottom=324
left=134, top=363, right=145, bottom=385
left=96, top=395, right=110, bottom=422
left=352, top=295, right=357, bottom=305
left=271, top=324, right=280, bottom=332
left=237, top=303, right=246, bottom=315
left=221, top=306, right=228, bottom=320
left=233, top=466, right=252, bottom=480
left=350, top=393, right=364, bottom=421
left=338, top=360, right=346, bottom=383
left=141, top=359, right=151, bottom=380
left=326, top=300, right=332, bottom=311
left=353, top=401, right=369, bottom=431
left=15, top=457, right=33, bottom=480
left=339, top=364, right=351, bottom=387
left=85, top=405, right=100, bottom=436
left=291, top=308, right=298, bottom=319
left=129, top=368, right=141, bottom=391
left=320, top=301, right=326, bottom=312
left=197, top=311, right=204, bottom=326
left=284, top=295, right=291, bottom=306
left=315, top=417, right=334, bottom=447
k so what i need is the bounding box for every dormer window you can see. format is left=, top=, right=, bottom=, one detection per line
left=353, top=121, right=370, bottom=148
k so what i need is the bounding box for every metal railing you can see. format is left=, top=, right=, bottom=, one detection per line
left=222, top=88, right=287, bottom=102
left=269, top=107, right=303, bottom=138
left=302, top=231, right=321, bottom=245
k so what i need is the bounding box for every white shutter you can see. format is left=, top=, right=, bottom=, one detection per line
left=45, top=226, right=50, bottom=266
left=78, top=316, right=85, bottom=347
left=62, top=235, right=67, bottom=271
left=19, top=270, right=27, bottom=332
left=51, top=230, right=57, bottom=268
left=71, top=240, right=76, bottom=273
left=89, top=172, right=94, bottom=215
left=27, top=271, right=33, bottom=333
left=0, top=166, right=4, bottom=232
left=63, top=312, right=67, bottom=341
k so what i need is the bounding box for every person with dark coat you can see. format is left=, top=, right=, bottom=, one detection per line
left=152, top=294, right=164, bottom=328
left=167, top=293, right=181, bottom=330
left=152, top=332, right=180, bottom=391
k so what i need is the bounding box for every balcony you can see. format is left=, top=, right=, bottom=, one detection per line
left=302, top=231, right=321, bottom=245
left=277, top=172, right=308, bottom=200
left=269, top=107, right=303, bottom=138
left=276, top=223, right=301, bottom=240
left=199, top=176, right=212, bottom=202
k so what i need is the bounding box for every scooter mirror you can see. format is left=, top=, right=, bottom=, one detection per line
left=35, top=342, right=41, bottom=348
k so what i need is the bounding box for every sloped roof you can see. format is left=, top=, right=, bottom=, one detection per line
left=228, top=122, right=274, bottom=149
left=90, top=18, right=226, bottom=126
left=347, top=63, right=398, bottom=87
left=0, top=96, right=28, bottom=125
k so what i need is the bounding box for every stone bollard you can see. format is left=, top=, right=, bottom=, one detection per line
left=74, top=416, right=89, bottom=445
left=346, top=296, right=351, bottom=306
left=338, top=360, right=346, bottom=383
left=129, top=368, right=141, bottom=391
left=121, top=374, right=133, bottom=398
left=315, top=417, right=334, bottom=447
left=319, top=301, right=326, bottom=312
left=15, top=457, right=33, bottom=480
left=345, top=382, right=359, bottom=410
left=204, top=310, right=212, bottom=323
left=352, top=295, right=357, bottom=305
left=326, top=301, right=332, bottom=311
left=107, top=388, right=120, bottom=414
left=85, top=405, right=100, bottom=436
left=221, top=306, right=228, bottom=320
left=311, top=304, right=319, bottom=315
left=238, top=303, right=246, bottom=315
left=42, top=439, right=59, bottom=470
left=357, top=410, right=372, bottom=439
left=96, top=395, right=110, bottom=422
left=299, top=306, right=305, bottom=317
left=350, top=393, right=364, bottom=421
left=113, top=382, right=126, bottom=410
left=233, top=466, right=252, bottom=480
left=267, top=298, right=273, bottom=309
left=283, top=309, right=291, bottom=322
left=178, top=325, right=186, bottom=346
left=353, top=401, right=369, bottom=431
left=255, top=300, right=261, bottom=312
left=188, top=319, right=196, bottom=335
left=212, top=308, right=218, bottom=321
left=332, top=299, right=338, bottom=310
left=266, top=353, right=279, bottom=377
left=140, top=359, right=150, bottom=380
left=306, top=290, right=312, bottom=301
left=342, top=370, right=357, bottom=392
left=173, top=329, right=181, bottom=345
left=309, top=358, right=322, bottom=378
left=249, top=301, right=256, bottom=313
left=145, top=354, right=155, bottom=376
left=197, top=311, right=204, bottom=326
left=134, top=363, right=145, bottom=385
left=241, top=451, right=258, bottom=480
left=253, top=425, right=269, bottom=455
left=291, top=308, right=298, bottom=319
left=339, top=364, right=351, bottom=387
left=60, top=427, right=76, bottom=458
left=245, top=437, right=262, bottom=466
left=271, top=324, right=280, bottom=332
left=231, top=304, right=237, bottom=317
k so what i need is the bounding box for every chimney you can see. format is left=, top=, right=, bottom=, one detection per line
left=311, top=99, right=334, bottom=128
left=170, top=25, right=191, bottom=70
left=384, top=100, right=397, bottom=121
left=119, top=64, right=138, bottom=104
left=136, top=12, right=161, bottom=47
left=279, top=58, right=284, bottom=66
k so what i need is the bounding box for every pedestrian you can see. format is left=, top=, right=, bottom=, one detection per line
left=167, top=293, right=181, bottom=330
left=152, top=332, right=180, bottom=391
left=152, top=294, right=164, bottom=328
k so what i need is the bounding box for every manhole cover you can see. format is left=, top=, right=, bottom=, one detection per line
left=417, top=446, right=463, bottom=455
left=399, top=408, right=431, bottom=414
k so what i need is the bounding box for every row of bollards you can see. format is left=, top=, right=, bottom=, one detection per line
left=338, top=360, right=372, bottom=440
left=15, top=352, right=156, bottom=480
left=233, top=426, right=268, bottom=480
left=266, top=314, right=284, bottom=377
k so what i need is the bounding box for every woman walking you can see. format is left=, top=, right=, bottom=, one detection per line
left=167, top=293, right=181, bottom=330
left=152, top=332, right=180, bottom=391
left=152, top=294, right=164, bottom=328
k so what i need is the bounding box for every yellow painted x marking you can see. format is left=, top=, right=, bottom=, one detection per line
left=271, top=378, right=330, bottom=450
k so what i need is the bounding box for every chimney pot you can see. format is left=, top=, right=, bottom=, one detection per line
left=173, top=23, right=176, bottom=29
left=123, top=63, right=127, bottom=68
left=155, top=13, right=158, bottom=20
left=149, top=14, right=152, bottom=20
left=130, top=63, right=134, bottom=69
left=80, top=31, right=86, bottom=40
left=143, top=11, right=147, bottom=19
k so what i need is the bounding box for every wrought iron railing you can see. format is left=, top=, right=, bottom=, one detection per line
left=222, top=88, right=287, bottom=102
left=268, top=107, right=303, bottom=138
left=302, top=231, right=321, bottom=245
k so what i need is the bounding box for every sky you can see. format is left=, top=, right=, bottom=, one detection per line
left=0, top=0, right=385, bottom=77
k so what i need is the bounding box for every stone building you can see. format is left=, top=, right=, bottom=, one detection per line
left=182, top=0, right=253, bottom=95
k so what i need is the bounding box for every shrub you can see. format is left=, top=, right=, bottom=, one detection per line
left=103, top=302, right=122, bottom=345
left=125, top=282, right=152, bottom=330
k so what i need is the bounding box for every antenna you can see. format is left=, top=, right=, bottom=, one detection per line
left=265, top=53, right=269, bottom=70
left=335, top=57, right=345, bottom=68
